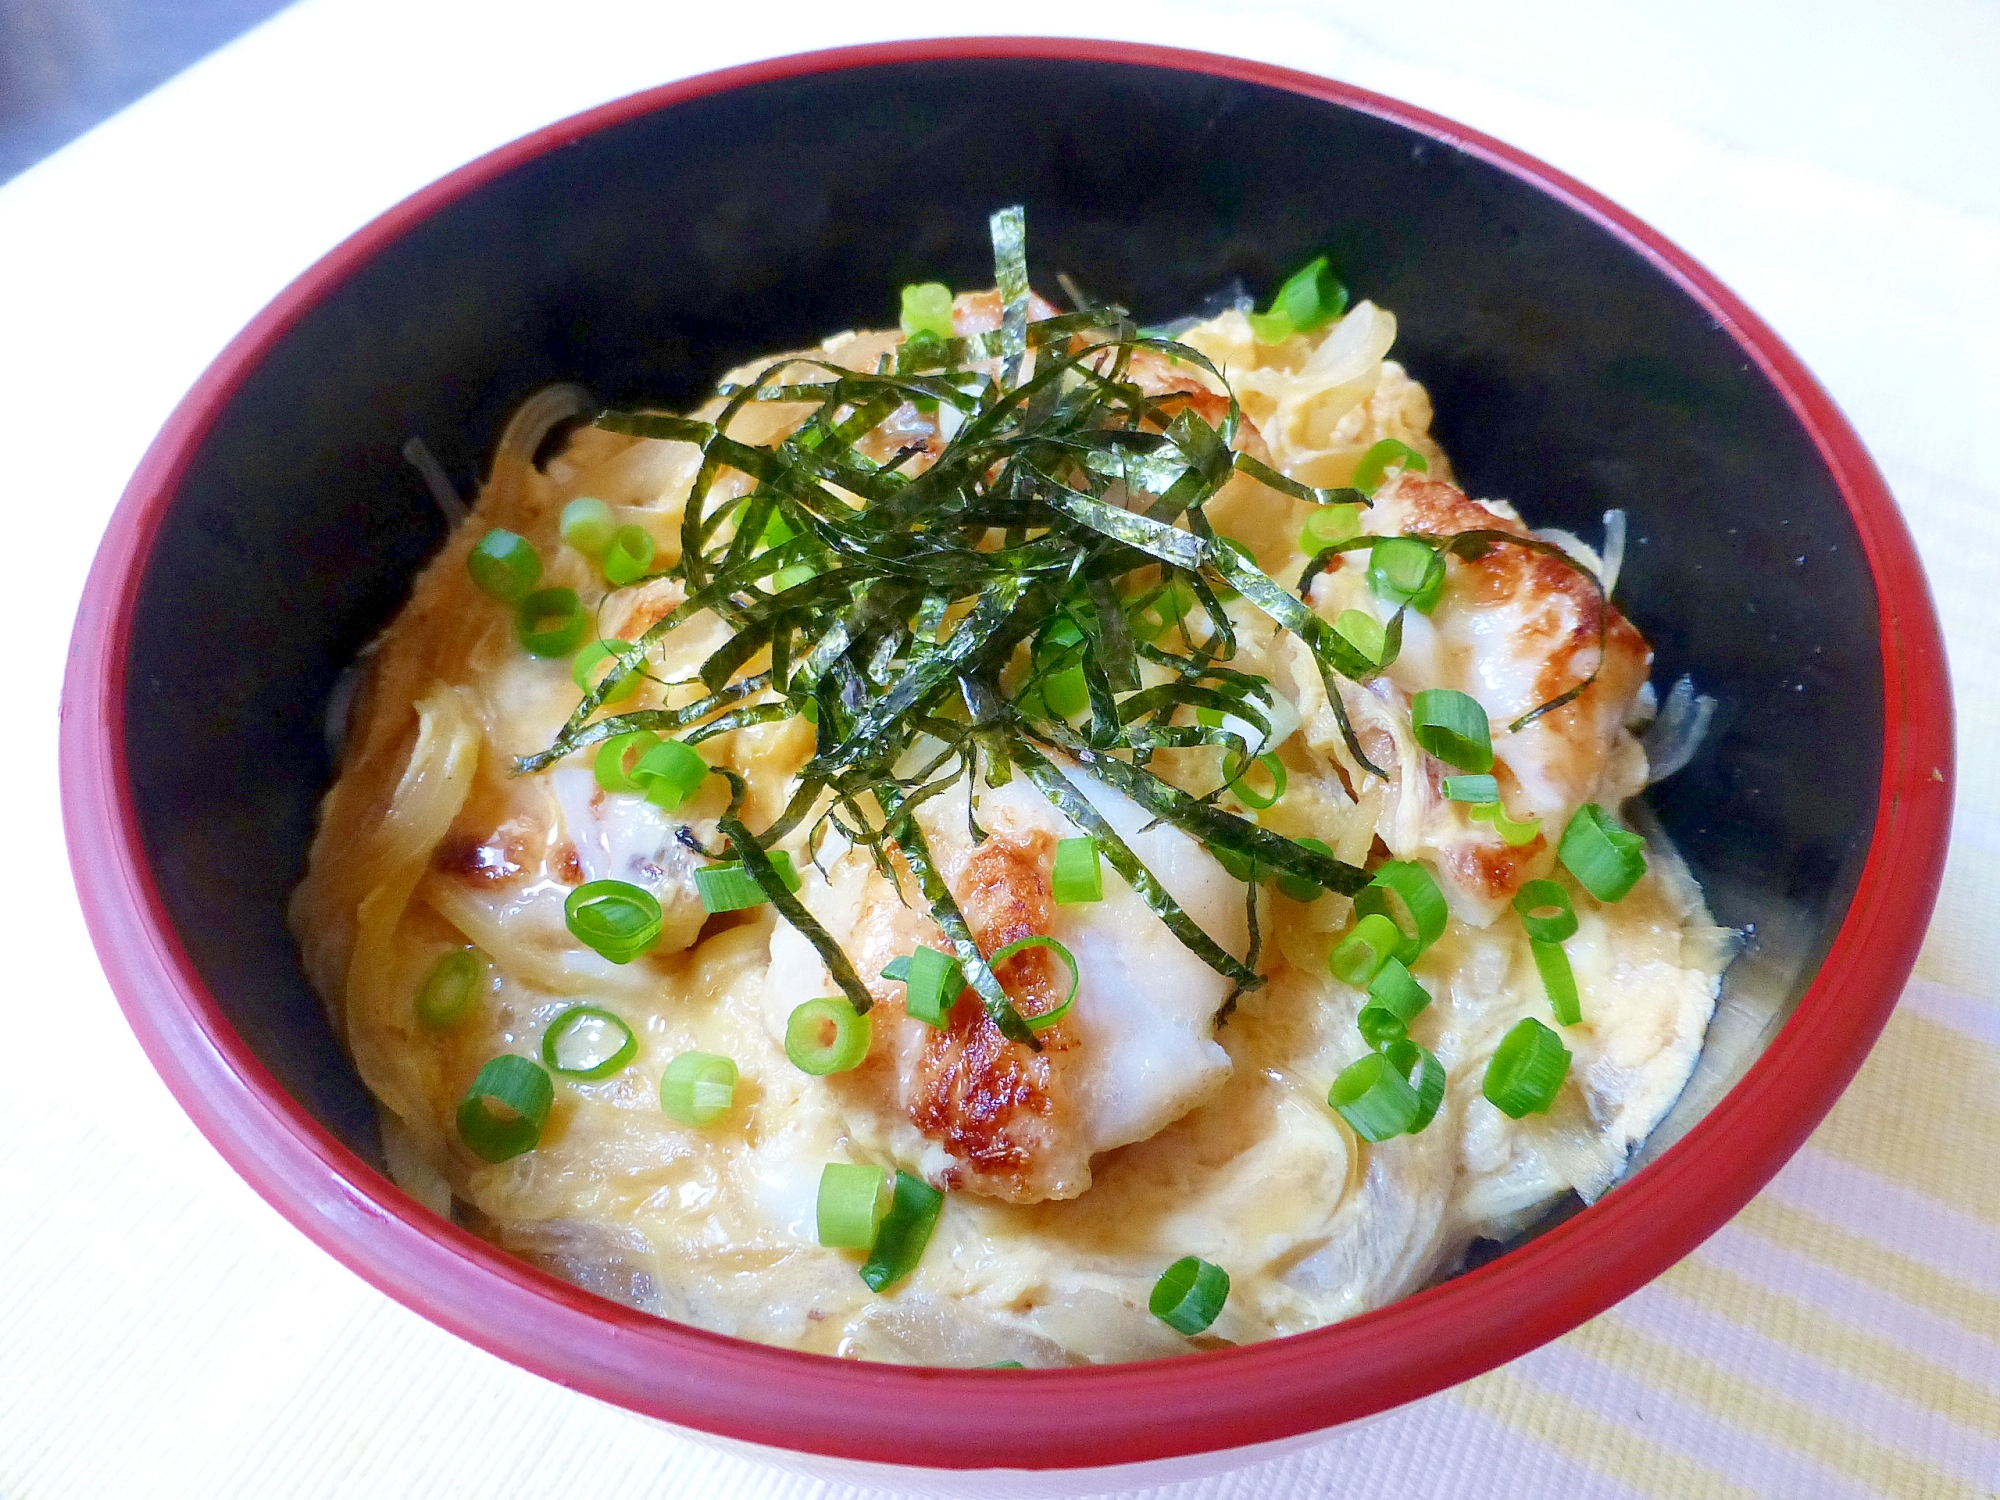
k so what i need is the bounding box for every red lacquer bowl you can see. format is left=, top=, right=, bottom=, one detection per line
left=61, top=37, right=1952, bottom=1488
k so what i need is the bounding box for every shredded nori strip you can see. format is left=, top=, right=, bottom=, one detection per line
left=516, top=209, right=1603, bottom=1030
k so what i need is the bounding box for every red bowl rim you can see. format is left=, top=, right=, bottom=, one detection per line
left=60, top=35, right=1954, bottom=1473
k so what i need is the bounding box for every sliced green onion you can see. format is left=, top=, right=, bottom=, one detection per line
left=634, top=738, right=708, bottom=811
left=602, top=524, right=656, bottom=587
left=860, top=1170, right=946, bottom=1291
left=572, top=638, right=641, bottom=704
left=1327, top=1051, right=1420, bottom=1142
left=1351, top=438, right=1430, bottom=496
left=1368, top=536, right=1446, bottom=613
left=1126, top=580, right=1194, bottom=641
left=1471, top=799, right=1543, bottom=846
left=415, top=947, right=486, bottom=1029
left=594, top=730, right=660, bottom=794
left=1384, top=1037, right=1446, bottom=1133
left=1357, top=957, right=1431, bottom=1048
left=455, top=1054, right=554, bottom=1163
left=1558, top=803, right=1648, bottom=903
left=516, top=587, right=588, bottom=658
left=1052, top=836, right=1104, bottom=904
left=1531, top=938, right=1582, bottom=1026
left=1150, top=1255, right=1230, bottom=1335
left=981, top=1361, right=1025, bottom=1370
left=900, top=282, right=955, bottom=340
left=1483, top=1017, right=1571, bottom=1118
left=1245, top=255, right=1348, bottom=346
left=467, top=529, right=541, bottom=603
left=1223, top=751, right=1287, bottom=810
left=883, top=945, right=964, bottom=1028
left=1333, top=609, right=1386, bottom=666
left=760, top=509, right=797, bottom=549
left=695, top=852, right=802, bottom=913
left=1299, top=502, right=1363, bottom=553
left=1330, top=912, right=1403, bottom=987
left=816, top=1162, right=889, bottom=1248
left=1513, top=879, right=1578, bottom=943
left=1411, top=689, right=1493, bottom=773
left=1353, top=860, right=1448, bottom=965
left=1208, top=840, right=1259, bottom=885
left=1275, top=836, right=1337, bottom=902
left=1442, top=774, right=1499, bottom=804
left=541, top=1005, right=638, bottom=1079
left=660, top=1051, right=738, bottom=1125
left=988, top=934, right=1079, bottom=1032
left=563, top=879, right=663, bottom=964
left=769, top=562, right=817, bottom=593
left=787, top=996, right=872, bottom=1075
left=1041, top=665, right=1089, bottom=720
left=559, top=497, right=617, bottom=558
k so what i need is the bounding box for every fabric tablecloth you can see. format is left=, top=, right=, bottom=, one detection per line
left=3, top=3, right=1994, bottom=1496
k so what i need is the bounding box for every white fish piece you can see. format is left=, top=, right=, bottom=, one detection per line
left=1316, top=472, right=1654, bottom=922
left=766, top=770, right=1245, bottom=1203
left=551, top=766, right=707, bottom=952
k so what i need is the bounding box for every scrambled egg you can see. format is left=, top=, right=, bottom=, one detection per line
left=291, top=296, right=1728, bottom=1365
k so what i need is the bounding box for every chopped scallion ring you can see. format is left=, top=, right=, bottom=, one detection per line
left=563, top=879, right=664, bottom=964
left=769, top=562, right=817, bottom=593
left=467, top=528, right=541, bottom=603
left=883, top=946, right=964, bottom=1029
left=816, top=1162, right=889, bottom=1249
left=1351, top=438, right=1431, bottom=496
left=455, top=1054, right=554, bottom=1163
left=415, top=947, right=486, bottom=1030
left=1245, top=255, right=1348, bottom=346
left=860, top=1170, right=946, bottom=1292
left=1471, top=799, right=1543, bottom=846
left=1052, top=837, right=1104, bottom=904
left=1041, top=665, right=1089, bottom=720
left=559, top=497, right=616, bottom=558
left=516, top=587, right=588, bottom=658
left=660, top=1051, right=738, bottom=1125
left=988, top=934, right=1080, bottom=1032
left=1384, top=1037, right=1446, bottom=1134
left=1353, top=860, right=1448, bottom=965
left=633, top=738, right=707, bottom=811
left=541, top=1005, right=638, bottom=1080
left=1411, top=688, right=1493, bottom=773
left=1357, top=957, right=1431, bottom=1048
left=594, top=730, right=660, bottom=794
left=1531, top=938, right=1582, bottom=1026
left=1125, top=580, right=1194, bottom=641
left=1330, top=912, right=1403, bottom=987
left=695, top=852, right=802, bottom=913
left=786, top=996, right=872, bottom=1075
left=602, top=524, right=657, bottom=587
left=1299, top=502, right=1362, bottom=553
left=1332, top=609, right=1387, bottom=667
left=1327, top=1050, right=1420, bottom=1142
left=1275, top=837, right=1337, bottom=902
left=1223, top=751, right=1287, bottom=810
left=1442, top=773, right=1499, bottom=804
left=1483, top=1017, right=1571, bottom=1117
left=1368, top=535, right=1446, bottom=613
left=572, top=638, right=641, bottom=703
left=900, top=282, right=955, bottom=340
left=1558, top=803, right=1648, bottom=902
left=1513, top=879, right=1579, bottom=943
left=1150, top=1255, right=1231, bottom=1335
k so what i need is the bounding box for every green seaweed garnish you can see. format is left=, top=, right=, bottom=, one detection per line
left=514, top=209, right=1595, bottom=1037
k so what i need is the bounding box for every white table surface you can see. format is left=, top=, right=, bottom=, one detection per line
left=3, top=4, right=1996, bottom=1497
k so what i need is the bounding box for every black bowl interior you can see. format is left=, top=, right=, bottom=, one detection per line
left=126, top=57, right=1879, bottom=1169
